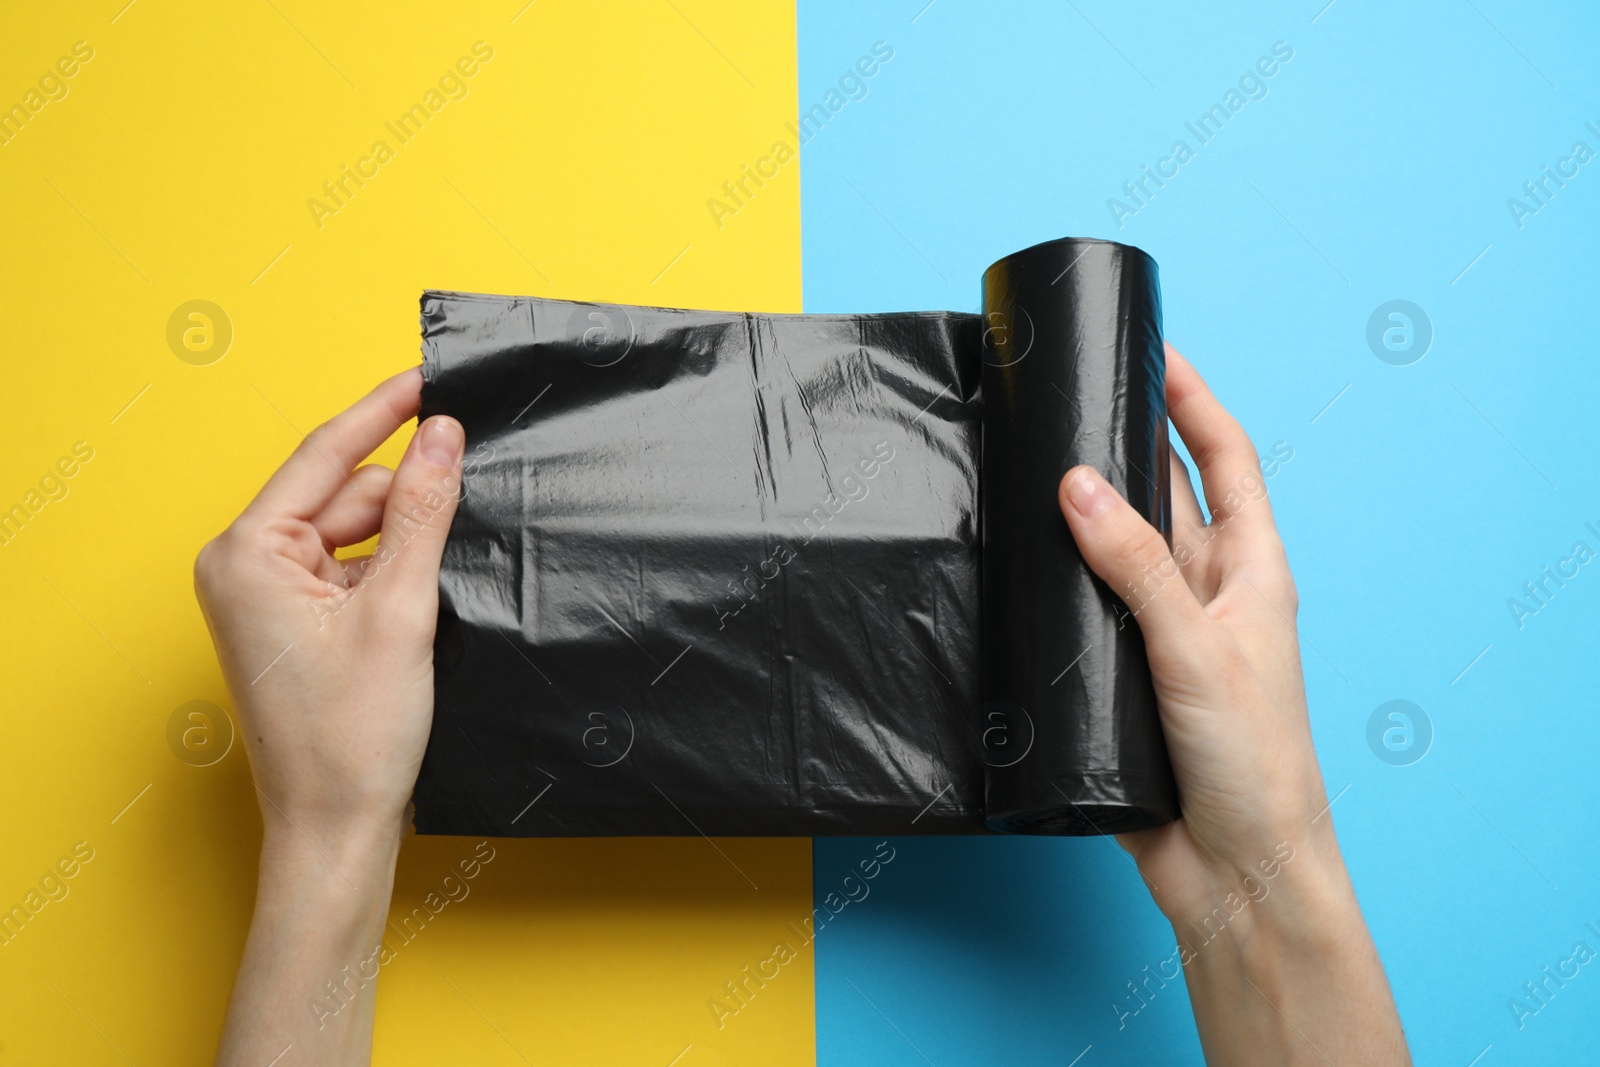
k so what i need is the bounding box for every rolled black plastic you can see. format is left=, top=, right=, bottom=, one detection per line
left=412, top=236, right=1178, bottom=837
left=979, top=238, right=1179, bottom=834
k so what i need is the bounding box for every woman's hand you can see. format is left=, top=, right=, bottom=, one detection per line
left=196, top=368, right=462, bottom=839
left=198, top=369, right=464, bottom=1065
left=1059, top=345, right=1410, bottom=1065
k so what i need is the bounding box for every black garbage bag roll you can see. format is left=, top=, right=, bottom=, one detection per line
left=413, top=236, right=1179, bottom=837
left=979, top=239, right=1177, bottom=834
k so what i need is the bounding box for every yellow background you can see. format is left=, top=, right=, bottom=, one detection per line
left=0, top=1, right=808, bottom=1062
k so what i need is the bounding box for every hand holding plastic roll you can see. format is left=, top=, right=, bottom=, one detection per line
left=413, top=236, right=1178, bottom=837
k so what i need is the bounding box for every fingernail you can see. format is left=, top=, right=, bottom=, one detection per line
left=1065, top=467, right=1114, bottom=518
left=420, top=416, right=464, bottom=469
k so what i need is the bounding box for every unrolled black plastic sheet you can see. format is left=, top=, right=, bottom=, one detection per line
left=413, top=236, right=1179, bottom=837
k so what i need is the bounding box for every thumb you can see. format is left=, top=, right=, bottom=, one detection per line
left=1058, top=465, right=1209, bottom=654
left=372, top=415, right=465, bottom=608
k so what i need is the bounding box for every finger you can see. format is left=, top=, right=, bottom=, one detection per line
left=311, top=551, right=350, bottom=590
left=1166, top=444, right=1210, bottom=599
left=248, top=368, right=422, bottom=520
left=1164, top=345, right=1274, bottom=535
left=1168, top=443, right=1205, bottom=539
left=309, top=464, right=393, bottom=548
left=1059, top=465, right=1212, bottom=654
left=371, top=415, right=465, bottom=609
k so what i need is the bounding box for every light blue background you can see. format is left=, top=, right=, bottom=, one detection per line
left=799, top=2, right=1600, bottom=1063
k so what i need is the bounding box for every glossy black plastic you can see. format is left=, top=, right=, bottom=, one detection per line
left=413, top=237, right=1178, bottom=837
left=980, top=238, right=1178, bottom=833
